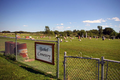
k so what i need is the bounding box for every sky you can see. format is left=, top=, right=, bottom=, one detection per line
left=0, top=0, right=120, bottom=32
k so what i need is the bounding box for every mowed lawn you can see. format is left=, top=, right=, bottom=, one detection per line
left=60, top=37, right=120, bottom=61
left=0, top=35, right=120, bottom=79
left=0, top=55, right=57, bottom=80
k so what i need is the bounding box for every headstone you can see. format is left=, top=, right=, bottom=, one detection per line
left=86, top=32, right=87, bottom=38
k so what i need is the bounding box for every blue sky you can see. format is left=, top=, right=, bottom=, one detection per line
left=0, top=0, right=120, bottom=32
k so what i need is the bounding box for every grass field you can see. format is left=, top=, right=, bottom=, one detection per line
left=0, top=33, right=120, bottom=79
left=0, top=54, right=57, bottom=80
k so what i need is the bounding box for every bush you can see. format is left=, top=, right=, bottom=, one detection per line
left=6, top=54, right=16, bottom=61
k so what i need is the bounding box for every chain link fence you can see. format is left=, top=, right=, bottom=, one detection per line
left=0, top=36, right=60, bottom=78
left=104, top=59, right=120, bottom=80
left=1, top=36, right=120, bottom=80
left=64, top=54, right=100, bottom=80
left=64, top=53, right=120, bottom=80
left=17, top=40, right=57, bottom=76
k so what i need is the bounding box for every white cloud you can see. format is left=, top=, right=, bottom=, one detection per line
left=61, top=23, right=64, bottom=25
left=23, top=25, right=28, bottom=27
left=69, top=22, right=72, bottom=24
left=102, top=24, right=113, bottom=28
left=56, top=26, right=64, bottom=30
left=83, top=18, right=106, bottom=23
left=57, top=23, right=64, bottom=25
left=107, top=17, right=120, bottom=21
left=85, top=23, right=90, bottom=26
left=102, top=25, right=109, bottom=28
left=66, top=27, right=71, bottom=29
left=112, top=17, right=120, bottom=21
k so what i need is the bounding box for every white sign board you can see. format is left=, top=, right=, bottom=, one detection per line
left=35, top=42, right=55, bottom=65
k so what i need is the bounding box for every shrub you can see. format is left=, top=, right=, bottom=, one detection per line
left=6, top=54, right=16, bottom=61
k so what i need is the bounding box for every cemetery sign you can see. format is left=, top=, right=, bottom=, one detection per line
left=35, top=42, right=55, bottom=65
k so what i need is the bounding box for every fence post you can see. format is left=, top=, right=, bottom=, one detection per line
left=101, top=56, right=104, bottom=80
left=64, top=51, right=67, bottom=80
left=98, top=60, right=100, bottom=80
left=15, top=33, right=17, bottom=61
left=57, top=38, right=60, bottom=78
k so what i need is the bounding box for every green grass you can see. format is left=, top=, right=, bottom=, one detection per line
left=60, top=38, right=120, bottom=60
left=0, top=34, right=120, bottom=79
left=0, top=54, right=57, bottom=80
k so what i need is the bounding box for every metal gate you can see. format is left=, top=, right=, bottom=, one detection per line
left=63, top=52, right=120, bottom=80
left=63, top=52, right=100, bottom=80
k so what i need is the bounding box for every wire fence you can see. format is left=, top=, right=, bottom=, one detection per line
left=17, top=41, right=57, bottom=76
left=65, top=57, right=99, bottom=80
left=104, top=59, right=120, bottom=80
left=1, top=36, right=120, bottom=80
left=0, top=36, right=60, bottom=78
left=64, top=52, right=120, bottom=80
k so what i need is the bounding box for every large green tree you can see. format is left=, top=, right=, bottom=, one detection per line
left=103, top=27, right=114, bottom=35
left=97, top=26, right=103, bottom=37
left=77, top=30, right=86, bottom=37
left=116, top=33, right=120, bottom=38
left=73, top=29, right=77, bottom=36
left=90, top=29, right=99, bottom=35
left=54, top=30, right=59, bottom=35
left=45, top=26, right=50, bottom=34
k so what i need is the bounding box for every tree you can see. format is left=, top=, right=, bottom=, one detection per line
left=110, top=31, right=117, bottom=37
left=64, top=30, right=72, bottom=36
left=2, top=31, right=10, bottom=33
left=97, top=26, right=103, bottom=37
left=77, top=30, right=86, bottom=37
left=73, top=29, right=77, bottom=33
left=54, top=30, right=59, bottom=35
left=90, top=29, right=99, bottom=35
left=45, top=26, right=50, bottom=34
left=103, top=27, right=114, bottom=35
left=73, top=29, right=77, bottom=36
left=116, top=33, right=120, bottom=38
left=89, top=31, right=93, bottom=37
left=50, top=31, right=55, bottom=36
left=59, top=31, right=66, bottom=36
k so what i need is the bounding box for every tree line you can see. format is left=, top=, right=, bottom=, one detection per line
left=44, top=26, right=120, bottom=38
left=1, top=26, right=120, bottom=38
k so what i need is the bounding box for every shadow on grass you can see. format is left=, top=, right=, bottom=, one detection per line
left=0, top=53, right=60, bottom=80
left=19, top=65, right=58, bottom=79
